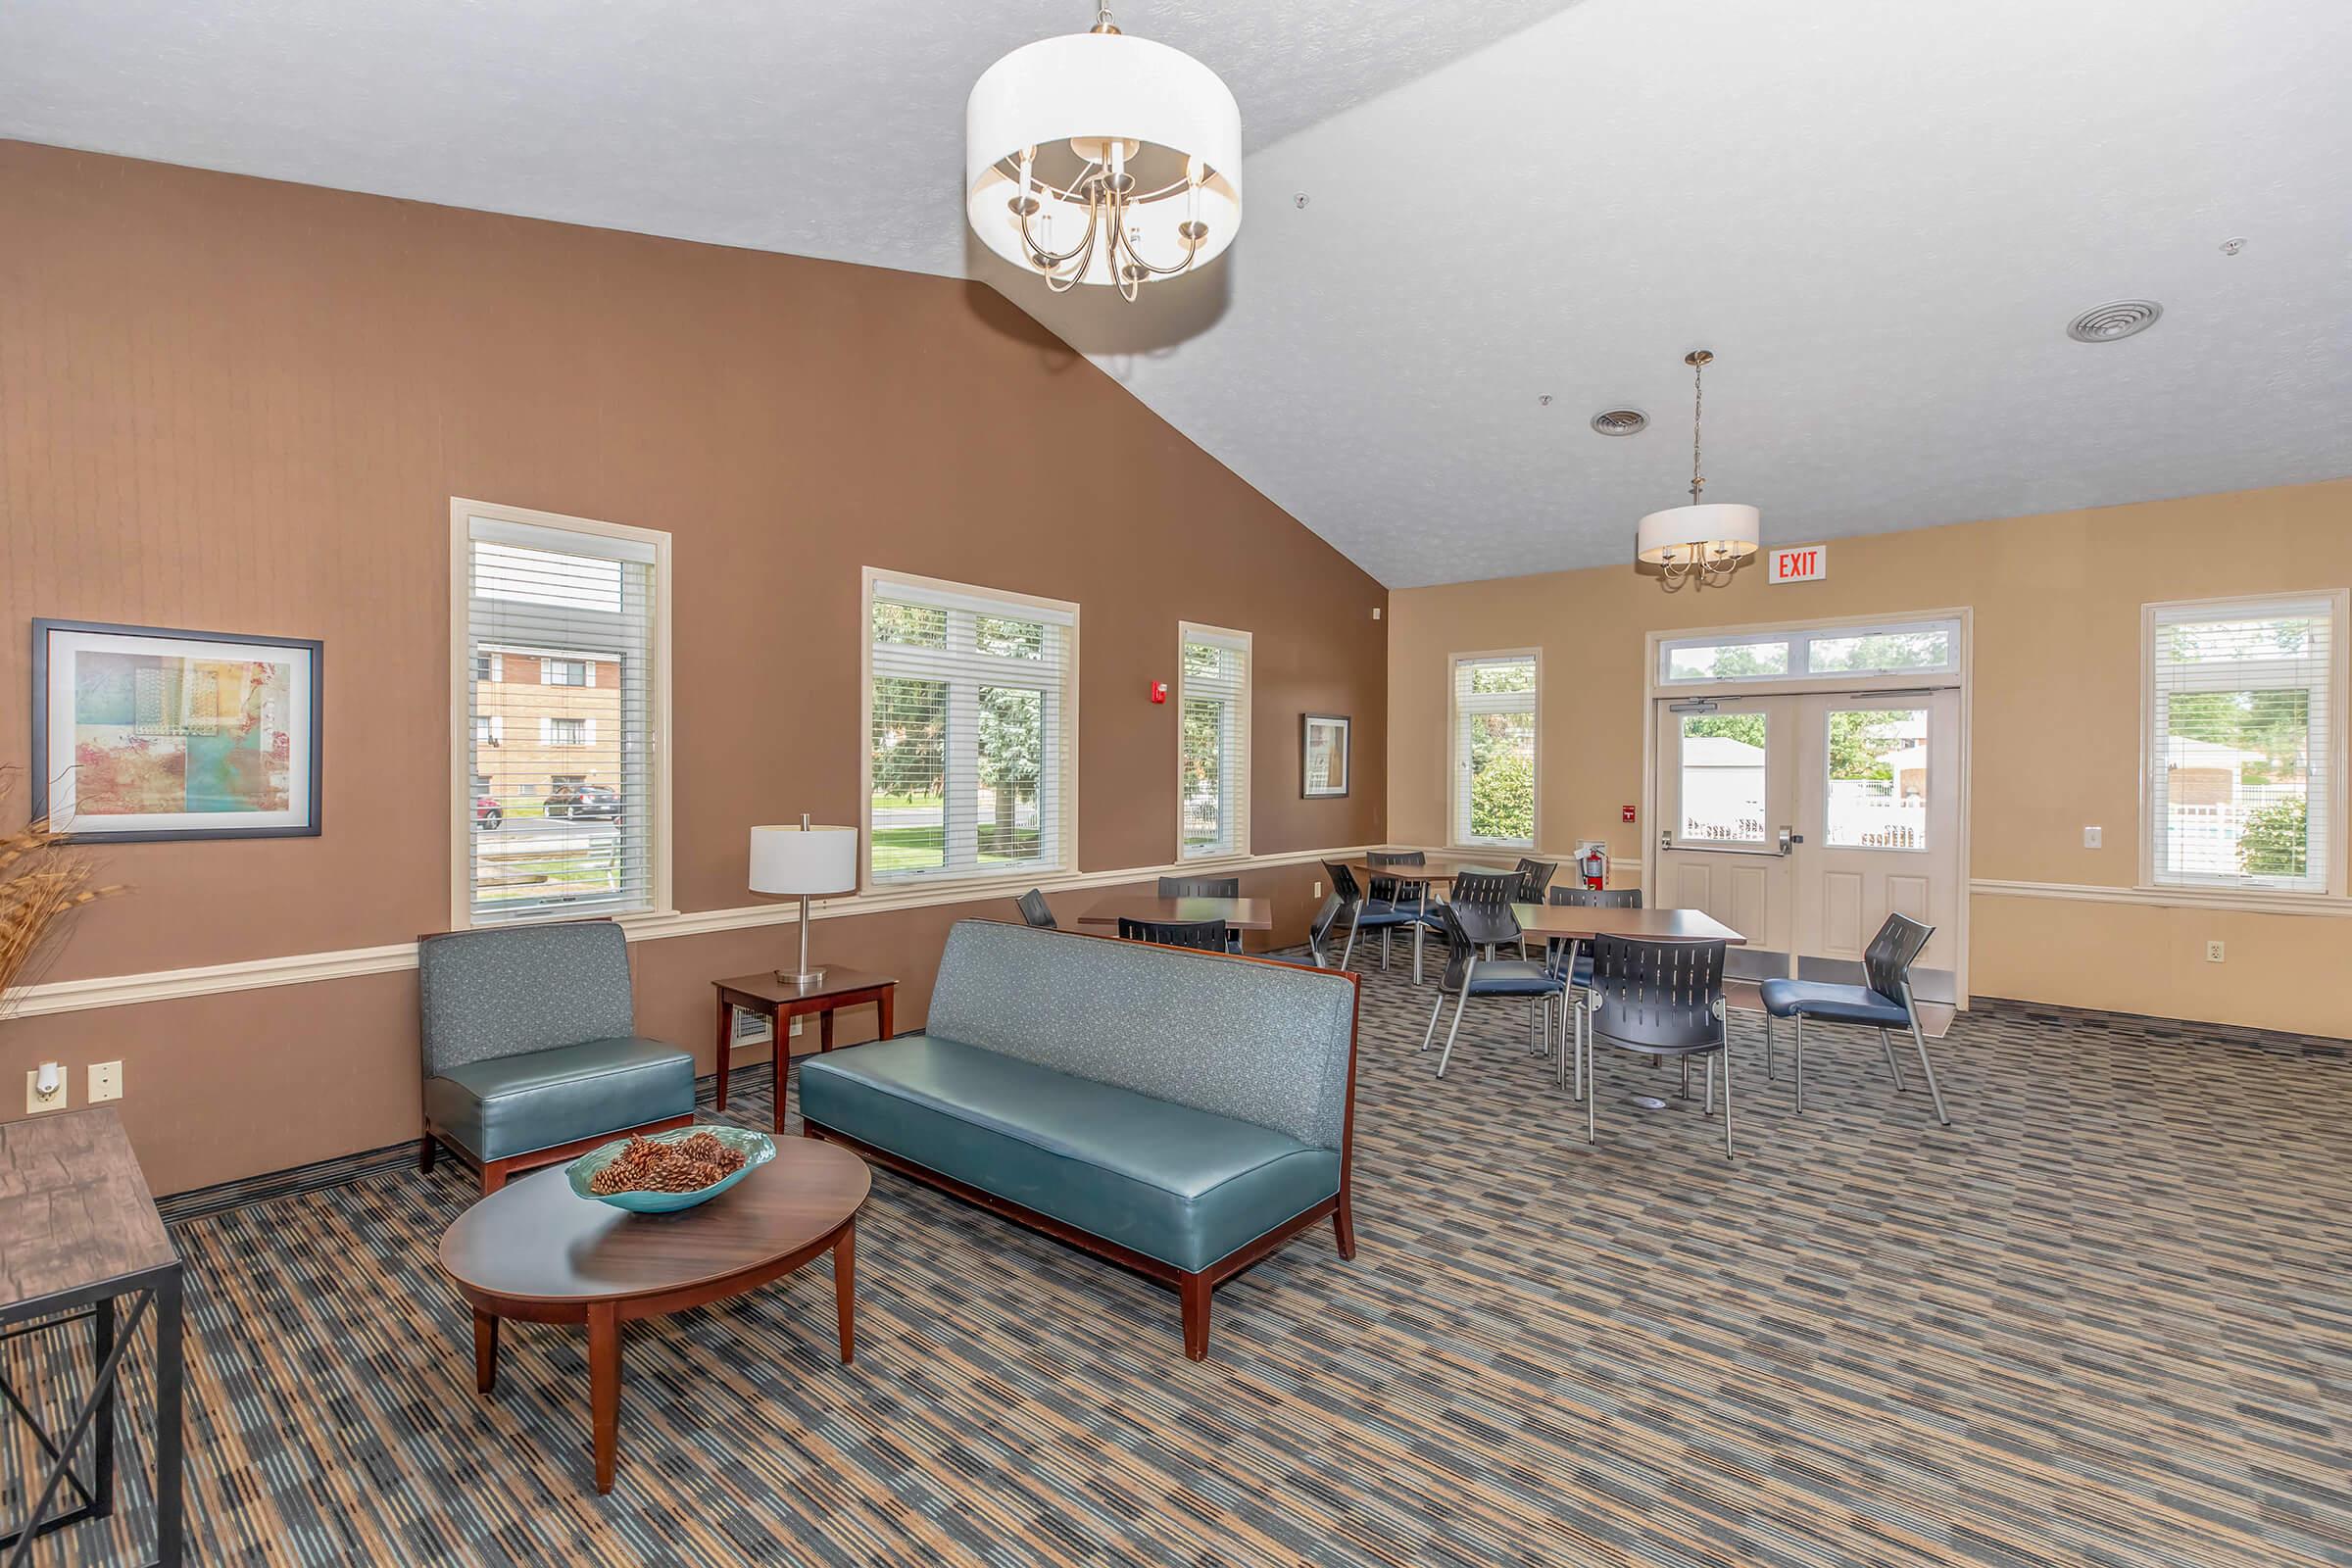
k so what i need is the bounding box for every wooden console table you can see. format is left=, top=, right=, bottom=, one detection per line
left=0, top=1107, right=183, bottom=1566
left=712, top=967, right=897, bottom=1130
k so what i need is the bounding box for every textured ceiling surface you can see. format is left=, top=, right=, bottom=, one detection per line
left=6, top=0, right=2349, bottom=586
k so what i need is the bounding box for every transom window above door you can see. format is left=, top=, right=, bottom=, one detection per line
left=1658, top=617, right=1961, bottom=686
left=864, top=570, right=1078, bottom=888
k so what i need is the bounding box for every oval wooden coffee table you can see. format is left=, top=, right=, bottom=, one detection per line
left=437, top=1132, right=870, bottom=1493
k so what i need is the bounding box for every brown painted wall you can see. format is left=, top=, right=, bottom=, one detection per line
left=0, top=141, right=1389, bottom=1193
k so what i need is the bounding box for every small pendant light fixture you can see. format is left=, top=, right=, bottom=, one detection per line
left=1634, top=350, right=1762, bottom=589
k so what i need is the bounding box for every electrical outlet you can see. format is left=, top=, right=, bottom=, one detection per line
left=2082, top=826, right=2102, bottom=849
left=2205, top=940, right=2226, bottom=963
left=88, top=1061, right=122, bottom=1103
left=24, top=1065, right=68, bottom=1115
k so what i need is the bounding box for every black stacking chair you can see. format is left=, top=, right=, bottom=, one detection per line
left=1513, top=858, right=1559, bottom=903
left=1118, top=916, right=1230, bottom=953
left=1157, top=875, right=1240, bottom=898
left=1545, top=885, right=1646, bottom=1097
left=1155, top=875, right=1243, bottom=950
left=1418, top=901, right=1566, bottom=1079
left=1580, top=936, right=1734, bottom=1158
left=1366, top=851, right=1436, bottom=978
left=1322, top=860, right=1423, bottom=973
left=1015, top=888, right=1057, bottom=929
left=1303, top=892, right=1344, bottom=968
left=1757, top=912, right=1950, bottom=1125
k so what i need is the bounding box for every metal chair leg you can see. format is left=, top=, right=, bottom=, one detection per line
left=1340, top=917, right=1359, bottom=972
left=1585, top=1012, right=1597, bottom=1144
left=1765, top=1014, right=1777, bottom=1081
left=1381, top=929, right=1391, bottom=971
left=1905, top=1012, right=1952, bottom=1126
left=1704, top=1053, right=1716, bottom=1115
left=1680, top=1057, right=1691, bottom=1100
left=1721, top=1048, right=1736, bottom=1160
left=1877, top=1026, right=1909, bottom=1092
left=1412, top=924, right=1425, bottom=985
left=1419, top=990, right=1446, bottom=1053
left=1793, top=1014, right=1806, bottom=1114
left=1435, top=989, right=1475, bottom=1078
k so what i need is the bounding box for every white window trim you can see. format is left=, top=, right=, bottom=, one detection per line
left=448, top=498, right=674, bottom=930
left=2137, top=589, right=2347, bottom=902
left=1176, top=622, right=1252, bottom=863
left=1657, top=614, right=1964, bottom=688
left=859, top=565, right=1081, bottom=895
left=1449, top=647, right=1541, bottom=851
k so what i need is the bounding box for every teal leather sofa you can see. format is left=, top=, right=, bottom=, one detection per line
left=799, top=918, right=1360, bottom=1359
left=416, top=920, right=696, bottom=1193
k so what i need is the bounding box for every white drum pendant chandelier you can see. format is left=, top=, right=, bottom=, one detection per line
left=966, top=5, right=1242, bottom=301
left=1635, top=350, right=1762, bottom=589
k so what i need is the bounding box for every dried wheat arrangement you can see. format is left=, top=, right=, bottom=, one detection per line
left=0, top=773, right=123, bottom=1015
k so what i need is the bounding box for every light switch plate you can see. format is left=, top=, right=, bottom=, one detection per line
left=2082, top=826, right=2102, bottom=848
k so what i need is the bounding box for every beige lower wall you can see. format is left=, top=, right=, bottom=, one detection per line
left=1387, top=479, right=2352, bottom=1038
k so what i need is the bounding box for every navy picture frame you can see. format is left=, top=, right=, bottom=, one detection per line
left=30, top=618, right=324, bottom=843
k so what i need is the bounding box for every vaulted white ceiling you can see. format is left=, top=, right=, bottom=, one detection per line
left=7, top=0, right=2349, bottom=586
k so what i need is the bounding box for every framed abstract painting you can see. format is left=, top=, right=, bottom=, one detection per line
left=1301, top=713, right=1350, bottom=799
left=31, top=620, right=322, bottom=842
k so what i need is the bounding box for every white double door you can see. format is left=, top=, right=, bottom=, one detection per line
left=1653, top=687, right=1962, bottom=1004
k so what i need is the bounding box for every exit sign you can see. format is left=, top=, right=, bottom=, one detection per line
left=1768, top=544, right=1828, bottom=584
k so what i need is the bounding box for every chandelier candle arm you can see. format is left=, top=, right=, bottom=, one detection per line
left=967, top=7, right=1242, bottom=299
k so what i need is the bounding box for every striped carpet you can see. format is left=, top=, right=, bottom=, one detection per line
left=7, top=958, right=2351, bottom=1566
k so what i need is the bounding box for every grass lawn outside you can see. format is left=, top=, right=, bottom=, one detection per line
left=871, top=824, right=1041, bottom=875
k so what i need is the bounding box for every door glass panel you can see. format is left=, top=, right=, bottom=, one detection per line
left=1678, top=711, right=1767, bottom=842
left=1826, top=708, right=1928, bottom=848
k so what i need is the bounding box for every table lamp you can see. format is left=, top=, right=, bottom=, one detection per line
left=750, top=815, right=859, bottom=990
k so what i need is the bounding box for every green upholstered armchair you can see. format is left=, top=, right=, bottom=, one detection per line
left=416, top=919, right=696, bottom=1193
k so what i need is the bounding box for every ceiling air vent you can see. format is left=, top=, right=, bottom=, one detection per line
left=1590, top=408, right=1648, bottom=436
left=2067, top=299, right=2163, bottom=343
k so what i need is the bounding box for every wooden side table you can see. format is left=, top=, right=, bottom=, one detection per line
left=712, top=966, right=898, bottom=1130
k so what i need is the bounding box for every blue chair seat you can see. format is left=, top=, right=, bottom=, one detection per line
left=1465, top=959, right=1567, bottom=999
left=423, top=1036, right=695, bottom=1163
left=1756, top=978, right=1909, bottom=1026
left=800, top=1036, right=1341, bottom=1274
left=1348, top=900, right=1424, bottom=929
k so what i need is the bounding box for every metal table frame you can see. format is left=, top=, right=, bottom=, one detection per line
left=0, top=1261, right=183, bottom=1568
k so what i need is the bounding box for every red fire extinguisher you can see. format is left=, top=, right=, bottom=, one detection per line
left=1578, top=845, right=1608, bottom=890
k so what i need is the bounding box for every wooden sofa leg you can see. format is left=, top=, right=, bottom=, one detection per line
left=481, top=1160, right=509, bottom=1196
left=1179, top=1274, right=1212, bottom=1360
left=1332, top=1196, right=1357, bottom=1260
left=418, top=1133, right=437, bottom=1175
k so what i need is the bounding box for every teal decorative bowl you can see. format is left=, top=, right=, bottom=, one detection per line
left=565, top=1125, right=776, bottom=1213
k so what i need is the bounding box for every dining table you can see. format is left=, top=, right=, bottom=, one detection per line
left=1073, top=895, right=1274, bottom=934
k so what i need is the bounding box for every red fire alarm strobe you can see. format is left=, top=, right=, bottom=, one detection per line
left=1621, top=804, right=1637, bottom=823
left=1150, top=681, right=1168, bottom=704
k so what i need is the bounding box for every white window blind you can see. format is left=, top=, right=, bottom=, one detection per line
left=867, top=573, right=1076, bottom=885
left=1452, top=653, right=1538, bottom=847
left=1178, top=624, right=1251, bottom=859
left=2147, top=595, right=2334, bottom=894
left=464, top=514, right=662, bottom=923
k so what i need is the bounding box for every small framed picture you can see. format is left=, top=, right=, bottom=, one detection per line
left=1301, top=713, right=1350, bottom=799
left=31, top=619, right=323, bottom=843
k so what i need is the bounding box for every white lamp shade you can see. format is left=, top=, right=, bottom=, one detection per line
left=749, top=825, right=858, bottom=896
left=1635, top=503, right=1762, bottom=565
left=966, top=30, right=1242, bottom=287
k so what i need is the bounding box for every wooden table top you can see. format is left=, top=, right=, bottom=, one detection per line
left=713, top=965, right=898, bottom=1005
left=1074, top=896, right=1274, bottom=932
left=1343, top=851, right=1544, bottom=884
left=1506, top=903, right=1747, bottom=944
left=438, top=1134, right=870, bottom=1306
left=0, top=1106, right=177, bottom=1309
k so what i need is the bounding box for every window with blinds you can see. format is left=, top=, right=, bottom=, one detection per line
left=1178, top=624, right=1251, bottom=859
left=458, top=506, right=668, bottom=925
left=1452, top=652, right=1539, bottom=848
left=866, top=571, right=1077, bottom=886
left=2146, top=595, right=2337, bottom=894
